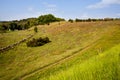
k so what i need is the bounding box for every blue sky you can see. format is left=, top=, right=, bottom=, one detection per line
left=0, top=0, right=120, bottom=21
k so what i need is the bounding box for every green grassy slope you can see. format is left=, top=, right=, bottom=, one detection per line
left=0, top=30, right=34, bottom=48
left=0, top=21, right=120, bottom=80
left=43, top=44, right=120, bottom=80
left=25, top=21, right=120, bottom=80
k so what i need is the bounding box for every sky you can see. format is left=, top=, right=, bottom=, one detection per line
left=0, top=0, right=120, bottom=21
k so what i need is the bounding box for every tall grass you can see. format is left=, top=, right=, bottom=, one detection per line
left=43, top=44, right=120, bottom=80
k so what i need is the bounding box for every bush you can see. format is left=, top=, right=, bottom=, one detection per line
left=75, top=18, right=83, bottom=22
left=34, top=26, right=38, bottom=33
left=68, top=19, right=73, bottom=23
left=26, top=37, right=51, bottom=47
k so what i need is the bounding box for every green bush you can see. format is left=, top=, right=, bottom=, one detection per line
left=34, top=26, right=38, bottom=33
left=68, top=19, right=73, bottom=23
left=26, top=37, right=51, bottom=47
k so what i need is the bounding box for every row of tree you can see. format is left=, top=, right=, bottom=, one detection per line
left=0, top=14, right=65, bottom=32
left=0, top=18, right=38, bottom=32
left=68, top=18, right=120, bottom=23
left=1, top=14, right=119, bottom=32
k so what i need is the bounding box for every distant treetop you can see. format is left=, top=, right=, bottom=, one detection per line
left=38, top=14, right=65, bottom=25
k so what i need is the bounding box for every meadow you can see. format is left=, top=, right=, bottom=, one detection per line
left=0, top=21, right=120, bottom=80
left=42, top=44, right=120, bottom=80
left=0, top=30, right=34, bottom=48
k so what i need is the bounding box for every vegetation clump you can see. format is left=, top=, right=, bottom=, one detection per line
left=68, top=19, right=73, bottom=23
left=26, top=37, right=51, bottom=47
left=34, top=26, right=38, bottom=33
left=38, top=14, right=65, bottom=25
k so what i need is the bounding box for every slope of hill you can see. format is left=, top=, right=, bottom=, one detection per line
left=0, top=30, right=34, bottom=48
left=25, top=21, right=120, bottom=80
left=0, top=21, right=120, bottom=80
left=42, top=44, right=120, bottom=80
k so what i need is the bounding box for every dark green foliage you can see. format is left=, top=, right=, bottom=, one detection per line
left=34, top=26, right=38, bottom=33
left=9, top=22, right=17, bottom=31
left=75, top=18, right=118, bottom=22
left=27, top=18, right=39, bottom=27
left=0, top=22, right=9, bottom=33
left=26, top=37, right=51, bottom=47
left=0, top=24, right=6, bottom=33
left=0, top=18, right=38, bottom=32
left=68, top=19, right=73, bottom=23
left=75, top=18, right=83, bottom=22
left=56, top=18, right=65, bottom=22
left=104, top=18, right=114, bottom=21
left=38, top=14, right=65, bottom=25
left=38, top=14, right=56, bottom=25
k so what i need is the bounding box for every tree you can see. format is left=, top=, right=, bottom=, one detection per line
left=0, top=24, right=6, bottom=33
left=68, top=19, right=73, bottom=23
left=38, top=14, right=56, bottom=25
left=9, top=22, right=17, bottom=31
left=75, top=18, right=82, bottom=22
left=56, top=18, right=65, bottom=22
left=87, top=18, right=92, bottom=22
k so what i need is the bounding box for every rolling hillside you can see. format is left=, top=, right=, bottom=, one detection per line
left=0, top=21, right=120, bottom=80
left=42, top=44, right=120, bottom=80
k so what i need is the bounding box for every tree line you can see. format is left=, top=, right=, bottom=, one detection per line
left=1, top=14, right=119, bottom=33
left=0, top=14, right=65, bottom=32
left=68, top=18, right=120, bottom=23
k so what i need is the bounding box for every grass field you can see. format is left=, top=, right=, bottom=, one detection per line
left=0, top=21, right=120, bottom=80
left=42, top=44, right=120, bottom=80
left=0, top=30, right=34, bottom=48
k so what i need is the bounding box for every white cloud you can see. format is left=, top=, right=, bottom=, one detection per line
left=41, top=2, right=65, bottom=19
left=28, top=7, right=34, bottom=12
left=87, top=0, right=120, bottom=9
left=42, top=2, right=57, bottom=8
left=42, top=2, right=57, bottom=13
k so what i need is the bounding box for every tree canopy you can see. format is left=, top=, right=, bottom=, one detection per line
left=38, top=14, right=64, bottom=25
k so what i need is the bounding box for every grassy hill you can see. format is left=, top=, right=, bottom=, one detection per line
left=42, top=44, right=120, bottom=80
left=0, top=21, right=120, bottom=80
left=0, top=30, right=34, bottom=48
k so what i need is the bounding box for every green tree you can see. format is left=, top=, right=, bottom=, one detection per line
left=68, top=19, right=73, bottom=23
left=75, top=18, right=83, bottom=22
left=56, top=18, right=65, bottom=22
left=9, top=22, right=17, bottom=31
left=38, top=14, right=56, bottom=25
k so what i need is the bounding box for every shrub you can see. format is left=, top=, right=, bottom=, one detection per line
left=26, top=37, right=51, bottom=47
left=75, top=18, right=82, bottom=22
left=34, top=26, right=38, bottom=33
left=68, top=19, right=73, bottom=23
